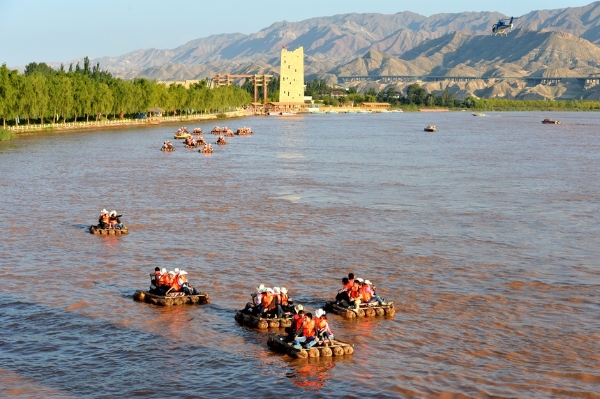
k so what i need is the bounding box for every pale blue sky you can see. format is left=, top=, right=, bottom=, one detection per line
left=0, top=0, right=594, bottom=67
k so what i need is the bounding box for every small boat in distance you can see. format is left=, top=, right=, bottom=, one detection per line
left=472, top=112, right=486, bottom=116
left=424, top=125, right=436, bottom=132
left=542, top=118, right=561, bottom=124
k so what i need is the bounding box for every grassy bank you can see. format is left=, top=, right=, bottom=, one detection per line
left=2, top=110, right=250, bottom=137
left=0, top=129, right=16, bottom=141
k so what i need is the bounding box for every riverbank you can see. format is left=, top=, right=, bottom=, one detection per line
left=3, top=110, right=251, bottom=135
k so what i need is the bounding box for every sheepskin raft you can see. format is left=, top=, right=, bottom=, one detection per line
left=133, top=290, right=210, bottom=306
left=267, top=334, right=354, bottom=359
left=89, top=225, right=129, bottom=235
left=324, top=301, right=395, bottom=318
left=234, top=311, right=293, bottom=329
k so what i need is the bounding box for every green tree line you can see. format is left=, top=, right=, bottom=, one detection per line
left=0, top=58, right=252, bottom=128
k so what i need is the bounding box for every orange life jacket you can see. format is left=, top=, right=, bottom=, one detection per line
left=361, top=287, right=372, bottom=302
left=152, top=271, right=161, bottom=285
left=101, top=214, right=109, bottom=224
left=292, top=314, right=304, bottom=331
left=316, top=318, right=328, bottom=332
left=262, top=294, right=274, bottom=308
left=158, top=274, right=169, bottom=287
left=302, top=319, right=316, bottom=338
left=280, top=293, right=289, bottom=306
left=170, top=276, right=181, bottom=291
left=350, top=286, right=362, bottom=299
left=179, top=274, right=189, bottom=284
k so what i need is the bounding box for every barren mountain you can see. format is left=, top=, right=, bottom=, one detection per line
left=49, top=2, right=600, bottom=100
left=69, top=1, right=600, bottom=78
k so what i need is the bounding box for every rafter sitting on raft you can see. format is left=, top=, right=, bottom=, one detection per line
left=149, top=267, right=199, bottom=296
left=184, top=135, right=197, bottom=147
left=92, top=209, right=126, bottom=231
left=241, top=285, right=294, bottom=318
left=335, top=273, right=389, bottom=311
left=285, top=307, right=335, bottom=349
left=161, top=141, right=174, bottom=151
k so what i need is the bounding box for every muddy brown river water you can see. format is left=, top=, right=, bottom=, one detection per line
left=0, top=111, right=599, bottom=398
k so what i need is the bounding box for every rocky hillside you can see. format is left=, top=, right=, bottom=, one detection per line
left=52, top=2, right=600, bottom=100
left=77, top=1, right=600, bottom=76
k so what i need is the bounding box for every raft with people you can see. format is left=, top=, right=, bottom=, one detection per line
left=236, top=285, right=297, bottom=329
left=135, top=267, right=209, bottom=306
left=267, top=334, right=353, bottom=359
left=329, top=274, right=395, bottom=318
left=133, top=290, right=210, bottom=306
left=91, top=209, right=128, bottom=234
left=161, top=141, right=174, bottom=151
left=174, top=127, right=191, bottom=139
left=215, top=136, right=228, bottom=145
left=211, top=126, right=231, bottom=135
left=235, top=127, right=253, bottom=136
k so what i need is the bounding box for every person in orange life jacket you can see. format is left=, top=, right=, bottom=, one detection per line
left=348, top=279, right=363, bottom=313
left=149, top=267, right=161, bottom=294
left=176, top=270, right=197, bottom=295
left=155, top=268, right=169, bottom=295
left=163, top=271, right=176, bottom=294
left=293, top=313, right=318, bottom=350
left=109, top=210, right=123, bottom=229
left=271, top=287, right=283, bottom=318
left=277, top=287, right=293, bottom=317
left=259, top=288, right=276, bottom=317
left=364, top=280, right=387, bottom=305
left=98, top=209, right=109, bottom=228
left=314, top=309, right=334, bottom=345
left=243, top=285, right=265, bottom=314
left=335, top=277, right=351, bottom=305
left=285, top=305, right=304, bottom=341
left=347, top=273, right=355, bottom=288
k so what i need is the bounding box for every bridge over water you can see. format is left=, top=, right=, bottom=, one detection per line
left=338, top=75, right=600, bottom=88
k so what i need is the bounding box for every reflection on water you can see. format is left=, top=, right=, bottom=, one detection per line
left=0, top=112, right=599, bottom=398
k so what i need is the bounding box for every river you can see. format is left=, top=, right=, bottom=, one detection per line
left=0, top=111, right=598, bottom=398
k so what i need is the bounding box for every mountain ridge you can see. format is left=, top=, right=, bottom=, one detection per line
left=44, top=2, right=600, bottom=100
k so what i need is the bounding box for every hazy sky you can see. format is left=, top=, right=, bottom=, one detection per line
left=0, top=0, right=594, bottom=67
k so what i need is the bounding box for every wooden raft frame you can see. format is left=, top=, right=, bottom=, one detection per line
left=267, top=334, right=354, bottom=359
left=89, top=225, right=129, bottom=235
left=324, top=301, right=395, bottom=319
left=133, top=290, right=210, bottom=306
left=234, top=311, right=293, bottom=329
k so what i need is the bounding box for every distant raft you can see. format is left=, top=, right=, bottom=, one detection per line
left=215, top=140, right=228, bottom=145
left=199, top=147, right=214, bottom=153
left=324, top=301, right=395, bottom=319
left=161, top=147, right=175, bottom=152
left=133, top=290, right=210, bottom=306
left=235, top=127, right=253, bottom=136
left=267, top=334, right=354, bottom=359
left=234, top=311, right=293, bottom=329
left=89, top=225, right=129, bottom=235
